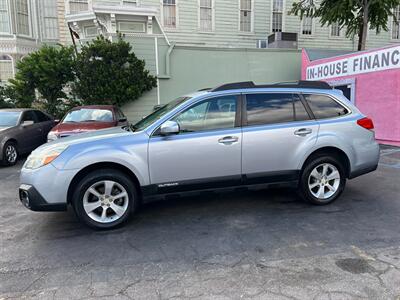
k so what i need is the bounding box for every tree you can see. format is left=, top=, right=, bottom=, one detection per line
left=73, top=35, right=157, bottom=106
left=0, top=85, right=15, bottom=108
left=290, top=0, right=400, bottom=51
left=7, top=45, right=75, bottom=116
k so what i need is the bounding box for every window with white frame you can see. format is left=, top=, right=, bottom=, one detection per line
left=330, top=21, right=341, bottom=37
left=199, top=0, right=213, bottom=31
left=272, top=0, right=283, bottom=32
left=16, top=0, right=30, bottom=36
left=0, top=55, right=13, bottom=81
left=392, top=6, right=400, bottom=39
left=118, top=21, right=146, bottom=33
left=240, top=0, right=252, bottom=32
left=0, top=0, right=10, bottom=33
left=302, top=16, right=313, bottom=35
left=69, top=0, right=88, bottom=14
left=84, top=26, right=98, bottom=37
left=163, top=0, right=177, bottom=29
left=42, top=0, right=59, bottom=39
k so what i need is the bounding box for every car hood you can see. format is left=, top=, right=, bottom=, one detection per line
left=52, top=121, right=116, bottom=135
left=36, top=126, right=132, bottom=153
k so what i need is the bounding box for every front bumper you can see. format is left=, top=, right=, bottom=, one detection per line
left=19, top=184, right=67, bottom=211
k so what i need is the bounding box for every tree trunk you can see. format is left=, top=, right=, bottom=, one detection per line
left=358, top=0, right=369, bottom=51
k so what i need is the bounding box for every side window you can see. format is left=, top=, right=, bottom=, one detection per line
left=293, top=94, right=310, bottom=121
left=303, top=94, right=349, bottom=119
left=34, top=111, right=51, bottom=122
left=172, top=95, right=237, bottom=133
left=245, top=93, right=310, bottom=126
left=22, top=111, right=38, bottom=123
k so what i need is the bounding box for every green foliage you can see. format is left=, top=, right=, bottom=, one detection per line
left=290, top=0, right=400, bottom=50
left=8, top=45, right=76, bottom=116
left=72, top=35, right=157, bottom=106
left=0, top=85, right=15, bottom=108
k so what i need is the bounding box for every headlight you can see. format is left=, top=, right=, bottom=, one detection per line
left=24, top=145, right=68, bottom=169
left=47, top=132, right=58, bottom=142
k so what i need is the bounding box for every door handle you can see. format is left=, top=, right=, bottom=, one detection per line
left=218, top=136, right=239, bottom=144
left=294, top=128, right=312, bottom=136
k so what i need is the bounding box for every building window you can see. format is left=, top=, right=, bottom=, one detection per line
left=16, top=0, right=30, bottom=36
left=0, top=0, right=10, bottom=33
left=84, top=26, right=98, bottom=37
left=118, top=21, right=146, bottom=33
left=69, top=0, right=88, bottom=14
left=42, top=0, right=59, bottom=39
left=239, top=0, right=252, bottom=32
left=393, top=6, right=400, bottom=39
left=0, top=55, right=13, bottom=81
left=330, top=21, right=341, bottom=37
left=302, top=16, right=313, bottom=35
left=199, top=0, right=213, bottom=31
left=163, top=0, right=177, bottom=29
left=272, top=0, right=283, bottom=32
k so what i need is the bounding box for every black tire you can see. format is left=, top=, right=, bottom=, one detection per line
left=2, top=141, right=18, bottom=166
left=72, top=169, right=137, bottom=229
left=298, top=155, right=346, bottom=205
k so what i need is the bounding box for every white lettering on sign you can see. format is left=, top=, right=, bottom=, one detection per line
left=306, top=46, right=400, bottom=80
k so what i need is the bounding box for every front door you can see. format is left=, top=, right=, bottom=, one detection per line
left=241, top=93, right=319, bottom=183
left=18, top=110, right=43, bottom=153
left=148, top=95, right=242, bottom=193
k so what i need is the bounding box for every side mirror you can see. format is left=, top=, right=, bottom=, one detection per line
left=54, top=119, right=60, bottom=124
left=160, top=120, right=180, bottom=135
left=21, top=120, right=34, bottom=127
left=118, top=117, right=127, bottom=123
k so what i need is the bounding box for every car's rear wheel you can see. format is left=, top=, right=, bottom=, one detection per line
left=298, top=155, right=346, bottom=205
left=2, top=141, right=18, bottom=166
left=72, top=169, right=137, bottom=229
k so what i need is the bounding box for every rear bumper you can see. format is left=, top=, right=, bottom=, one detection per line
left=19, top=184, right=67, bottom=212
left=348, top=164, right=378, bottom=179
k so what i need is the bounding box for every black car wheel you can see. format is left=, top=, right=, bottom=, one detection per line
left=2, top=141, right=18, bottom=166
left=298, top=155, right=346, bottom=205
left=72, top=169, right=137, bottom=230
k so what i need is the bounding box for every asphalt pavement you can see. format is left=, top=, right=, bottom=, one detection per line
left=1, top=146, right=400, bottom=299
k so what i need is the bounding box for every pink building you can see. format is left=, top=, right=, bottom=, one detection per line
left=302, top=45, right=400, bottom=146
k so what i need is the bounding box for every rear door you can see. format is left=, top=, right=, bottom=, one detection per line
left=34, top=110, right=55, bottom=143
left=241, top=92, right=319, bottom=183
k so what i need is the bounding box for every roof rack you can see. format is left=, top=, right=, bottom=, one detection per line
left=211, top=80, right=332, bottom=92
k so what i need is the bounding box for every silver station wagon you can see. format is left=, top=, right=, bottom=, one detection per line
left=19, top=81, right=380, bottom=229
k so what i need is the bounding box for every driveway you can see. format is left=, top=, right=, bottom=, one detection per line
left=1, top=146, right=400, bottom=299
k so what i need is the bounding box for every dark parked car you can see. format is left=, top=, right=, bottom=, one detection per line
left=0, top=109, right=55, bottom=166
left=47, top=105, right=128, bottom=142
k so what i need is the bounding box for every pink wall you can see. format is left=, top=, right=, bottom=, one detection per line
left=302, top=47, right=400, bottom=146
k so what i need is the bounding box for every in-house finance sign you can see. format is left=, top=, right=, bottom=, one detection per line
left=306, top=46, right=400, bottom=80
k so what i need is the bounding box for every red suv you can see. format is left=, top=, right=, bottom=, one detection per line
left=47, top=105, right=128, bottom=142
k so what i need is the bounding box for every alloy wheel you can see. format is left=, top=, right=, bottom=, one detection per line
left=5, top=145, right=17, bottom=164
left=308, top=163, right=341, bottom=200
left=83, top=180, right=129, bottom=223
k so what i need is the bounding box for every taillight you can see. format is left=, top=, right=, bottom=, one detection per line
left=357, top=117, right=374, bottom=130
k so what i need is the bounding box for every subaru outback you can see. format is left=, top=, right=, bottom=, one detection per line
left=19, top=81, right=380, bottom=229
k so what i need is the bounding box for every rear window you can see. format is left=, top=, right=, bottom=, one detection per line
left=303, top=94, right=349, bottom=119
left=245, top=93, right=310, bottom=126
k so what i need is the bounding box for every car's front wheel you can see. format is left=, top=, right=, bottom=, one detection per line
left=298, top=155, right=346, bottom=205
left=2, top=141, right=18, bottom=166
left=72, top=169, right=137, bottom=229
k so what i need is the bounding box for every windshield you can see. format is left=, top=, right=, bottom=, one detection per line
left=0, top=112, right=21, bottom=127
left=63, top=108, right=113, bottom=123
left=132, top=97, right=190, bottom=131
